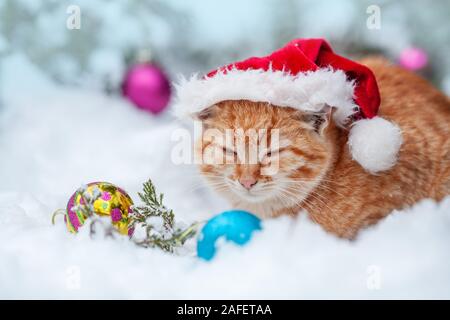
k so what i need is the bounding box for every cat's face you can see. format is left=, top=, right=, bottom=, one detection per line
left=196, top=100, right=336, bottom=210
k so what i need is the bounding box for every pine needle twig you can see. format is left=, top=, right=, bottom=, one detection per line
left=129, top=179, right=198, bottom=253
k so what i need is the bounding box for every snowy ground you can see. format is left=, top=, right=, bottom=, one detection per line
left=1, top=54, right=450, bottom=299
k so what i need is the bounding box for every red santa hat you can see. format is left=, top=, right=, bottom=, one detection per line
left=174, top=38, right=402, bottom=173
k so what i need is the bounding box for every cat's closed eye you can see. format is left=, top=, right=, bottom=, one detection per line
left=260, top=148, right=283, bottom=165
left=263, top=147, right=284, bottom=159
left=222, top=146, right=237, bottom=156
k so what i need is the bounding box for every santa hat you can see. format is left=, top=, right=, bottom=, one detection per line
left=174, top=38, right=402, bottom=173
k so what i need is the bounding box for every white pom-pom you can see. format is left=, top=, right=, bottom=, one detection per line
left=348, top=117, right=403, bottom=173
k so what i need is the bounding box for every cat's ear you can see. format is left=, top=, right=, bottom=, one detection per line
left=192, top=105, right=217, bottom=121
left=295, top=106, right=333, bottom=136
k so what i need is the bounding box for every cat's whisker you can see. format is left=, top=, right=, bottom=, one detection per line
left=277, top=189, right=315, bottom=214
left=279, top=184, right=330, bottom=215
left=182, top=183, right=221, bottom=194
left=281, top=187, right=311, bottom=206
left=314, top=183, right=346, bottom=199
left=280, top=178, right=344, bottom=187
left=275, top=190, right=297, bottom=207
left=283, top=184, right=334, bottom=213
left=277, top=179, right=346, bottom=198
left=283, top=184, right=331, bottom=203
left=179, top=176, right=232, bottom=194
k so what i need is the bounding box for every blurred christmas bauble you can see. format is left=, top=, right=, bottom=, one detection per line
left=65, top=182, right=134, bottom=236
left=399, top=47, right=428, bottom=71
left=197, top=210, right=262, bottom=261
left=121, top=63, right=171, bottom=114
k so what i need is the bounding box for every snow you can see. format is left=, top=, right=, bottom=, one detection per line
left=1, top=54, right=450, bottom=299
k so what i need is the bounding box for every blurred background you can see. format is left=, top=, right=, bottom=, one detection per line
left=0, top=0, right=449, bottom=200
left=1, top=0, right=449, bottom=98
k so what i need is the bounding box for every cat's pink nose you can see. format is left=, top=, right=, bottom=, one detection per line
left=239, top=178, right=257, bottom=190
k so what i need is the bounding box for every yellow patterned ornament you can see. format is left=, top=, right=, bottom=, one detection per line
left=65, top=182, right=134, bottom=236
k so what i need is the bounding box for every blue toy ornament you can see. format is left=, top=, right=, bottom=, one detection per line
left=197, top=210, right=262, bottom=261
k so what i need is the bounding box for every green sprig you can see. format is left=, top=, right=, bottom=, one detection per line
left=129, top=179, right=199, bottom=253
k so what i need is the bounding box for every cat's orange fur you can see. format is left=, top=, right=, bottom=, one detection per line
left=197, top=58, right=450, bottom=239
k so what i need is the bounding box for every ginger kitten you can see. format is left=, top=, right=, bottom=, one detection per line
left=196, top=58, right=450, bottom=239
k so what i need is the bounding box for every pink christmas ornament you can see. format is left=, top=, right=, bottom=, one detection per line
left=399, top=47, right=428, bottom=71
left=122, top=63, right=171, bottom=114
